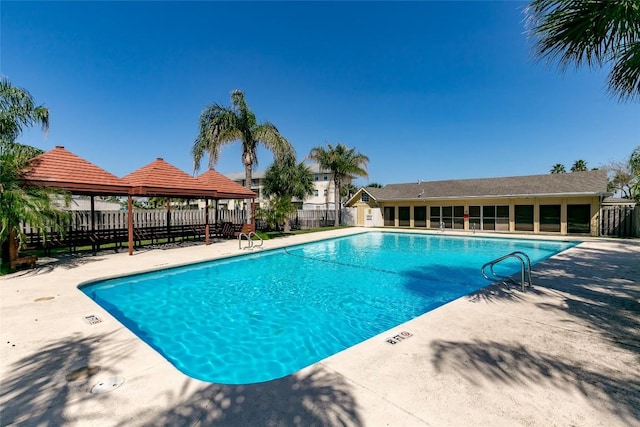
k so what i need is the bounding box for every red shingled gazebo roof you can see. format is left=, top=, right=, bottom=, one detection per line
left=122, top=158, right=219, bottom=198
left=22, top=146, right=255, bottom=201
left=196, top=169, right=257, bottom=199
left=22, top=146, right=130, bottom=195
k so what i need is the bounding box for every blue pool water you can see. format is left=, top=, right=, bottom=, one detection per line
left=81, top=232, right=577, bottom=384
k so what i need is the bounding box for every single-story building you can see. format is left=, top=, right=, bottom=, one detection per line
left=346, top=170, right=611, bottom=236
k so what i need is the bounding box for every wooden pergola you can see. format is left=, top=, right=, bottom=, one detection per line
left=22, top=146, right=256, bottom=256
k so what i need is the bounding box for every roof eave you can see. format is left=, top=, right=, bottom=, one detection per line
left=22, top=179, right=131, bottom=196
left=128, top=186, right=218, bottom=198
left=376, top=191, right=608, bottom=202
left=346, top=188, right=378, bottom=205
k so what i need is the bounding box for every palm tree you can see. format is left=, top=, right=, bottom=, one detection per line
left=192, top=90, right=294, bottom=222
left=525, top=0, right=640, bottom=101
left=307, top=143, right=369, bottom=227
left=0, top=142, right=70, bottom=269
left=340, top=183, right=359, bottom=203
left=1, top=79, right=72, bottom=269
left=263, top=155, right=314, bottom=201
left=571, top=159, right=588, bottom=172
left=550, top=163, right=566, bottom=173
left=367, top=182, right=384, bottom=188
left=261, top=155, right=314, bottom=231
left=0, top=78, right=49, bottom=144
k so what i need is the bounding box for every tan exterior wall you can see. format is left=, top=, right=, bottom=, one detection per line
left=351, top=199, right=381, bottom=227
left=372, top=196, right=600, bottom=236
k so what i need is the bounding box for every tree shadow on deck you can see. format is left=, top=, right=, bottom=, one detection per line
left=117, top=367, right=363, bottom=427
left=532, top=244, right=640, bottom=351
left=1, top=332, right=362, bottom=426
left=430, top=338, right=640, bottom=425
left=0, top=331, right=132, bottom=426
left=465, top=242, right=640, bottom=354
left=430, top=241, right=640, bottom=424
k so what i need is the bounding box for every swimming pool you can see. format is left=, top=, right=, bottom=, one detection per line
left=81, top=232, right=577, bottom=384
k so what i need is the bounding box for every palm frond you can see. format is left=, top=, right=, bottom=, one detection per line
left=254, top=122, right=294, bottom=162
left=0, top=78, right=49, bottom=143
left=192, top=104, right=240, bottom=171
left=609, top=40, right=640, bottom=101
left=525, top=0, right=640, bottom=101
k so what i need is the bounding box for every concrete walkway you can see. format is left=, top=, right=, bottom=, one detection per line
left=1, top=229, right=638, bottom=426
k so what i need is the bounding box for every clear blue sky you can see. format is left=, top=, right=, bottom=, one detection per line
left=3, top=1, right=639, bottom=187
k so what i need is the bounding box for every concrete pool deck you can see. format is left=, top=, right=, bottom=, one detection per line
left=1, top=228, right=638, bottom=426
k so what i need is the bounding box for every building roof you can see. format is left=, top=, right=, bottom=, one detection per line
left=305, top=163, right=330, bottom=174
left=602, top=197, right=636, bottom=206
left=350, top=170, right=610, bottom=203
left=225, top=170, right=266, bottom=181
left=196, top=169, right=257, bottom=199
left=122, top=158, right=218, bottom=198
left=22, top=146, right=131, bottom=195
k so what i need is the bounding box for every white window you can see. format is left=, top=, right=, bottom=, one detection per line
left=314, top=190, right=319, bottom=196
left=323, top=173, right=328, bottom=181
left=323, top=189, right=327, bottom=196
left=361, top=193, right=370, bottom=202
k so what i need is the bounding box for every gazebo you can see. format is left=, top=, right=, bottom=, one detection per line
left=22, top=146, right=256, bottom=256
left=196, top=168, right=257, bottom=227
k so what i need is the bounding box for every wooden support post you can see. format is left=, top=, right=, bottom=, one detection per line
left=205, top=199, right=210, bottom=245
left=128, top=195, right=133, bottom=256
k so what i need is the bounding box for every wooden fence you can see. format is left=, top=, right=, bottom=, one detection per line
left=19, top=208, right=345, bottom=254
left=20, top=209, right=248, bottom=254
left=600, top=205, right=639, bottom=238
left=288, top=209, right=338, bottom=229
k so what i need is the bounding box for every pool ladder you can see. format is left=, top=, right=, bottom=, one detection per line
left=238, top=231, right=264, bottom=250
left=481, top=251, right=533, bottom=292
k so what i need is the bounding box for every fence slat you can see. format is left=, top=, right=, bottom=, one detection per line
left=600, top=205, right=638, bottom=237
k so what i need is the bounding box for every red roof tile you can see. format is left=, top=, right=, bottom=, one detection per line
left=196, top=169, right=257, bottom=199
left=22, top=146, right=130, bottom=195
left=122, top=158, right=218, bottom=197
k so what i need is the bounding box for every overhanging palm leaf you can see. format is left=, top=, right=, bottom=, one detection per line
left=525, top=0, right=640, bottom=101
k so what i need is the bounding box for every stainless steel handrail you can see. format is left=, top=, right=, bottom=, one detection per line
left=238, top=232, right=252, bottom=250
left=248, top=231, right=263, bottom=248
left=238, top=231, right=263, bottom=250
left=481, top=251, right=533, bottom=292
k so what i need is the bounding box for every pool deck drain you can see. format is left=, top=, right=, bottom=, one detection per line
left=1, top=228, right=638, bottom=426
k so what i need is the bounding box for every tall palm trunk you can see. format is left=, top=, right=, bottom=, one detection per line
left=333, top=176, right=341, bottom=227
left=8, top=230, right=19, bottom=267
left=244, top=162, right=253, bottom=225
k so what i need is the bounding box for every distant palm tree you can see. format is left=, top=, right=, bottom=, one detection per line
left=192, top=90, right=294, bottom=221
left=367, top=182, right=384, bottom=188
left=0, top=79, right=69, bottom=268
left=525, top=0, right=640, bottom=101
left=261, top=154, right=315, bottom=231
left=550, top=163, right=566, bottom=174
left=262, top=155, right=314, bottom=201
left=571, top=159, right=588, bottom=172
left=307, top=143, right=369, bottom=227
left=340, top=183, right=359, bottom=203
